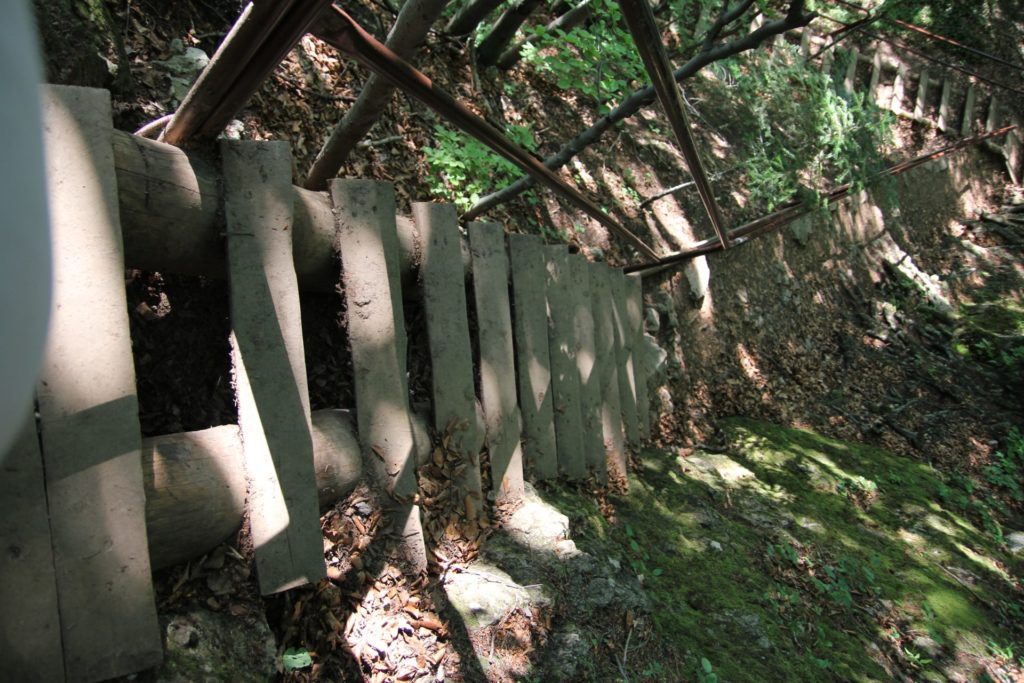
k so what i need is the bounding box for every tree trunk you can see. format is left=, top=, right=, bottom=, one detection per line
left=464, top=3, right=815, bottom=219
left=476, top=0, right=545, bottom=66
left=446, top=0, right=504, bottom=36
left=304, top=0, right=450, bottom=190
left=496, top=0, right=593, bottom=69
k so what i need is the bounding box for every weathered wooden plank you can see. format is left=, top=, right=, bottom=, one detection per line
left=333, top=180, right=426, bottom=570
left=223, top=140, right=325, bottom=595
left=986, top=95, right=1000, bottom=132
left=37, top=84, right=161, bottom=682
left=821, top=50, right=833, bottom=77
left=626, top=273, right=650, bottom=439
left=508, top=234, right=558, bottom=481
left=843, top=48, right=859, bottom=94
left=469, top=223, right=525, bottom=501
left=799, top=29, right=811, bottom=60
left=609, top=268, right=640, bottom=445
left=961, top=84, right=976, bottom=138
left=544, top=245, right=587, bottom=479
left=868, top=51, right=882, bottom=104
left=890, top=62, right=908, bottom=114
left=589, top=263, right=626, bottom=482
left=913, top=70, right=930, bottom=120
left=938, top=78, right=952, bottom=132
left=0, top=415, right=65, bottom=682
left=415, top=202, right=485, bottom=501
left=569, top=254, right=603, bottom=479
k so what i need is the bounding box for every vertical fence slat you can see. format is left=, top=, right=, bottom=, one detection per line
left=0, top=416, right=65, bottom=682
left=961, top=84, right=976, bottom=138
left=416, top=203, right=485, bottom=501
left=37, top=84, right=162, bottom=681
left=842, top=48, right=858, bottom=95
left=589, top=263, right=626, bottom=481
left=891, top=62, right=908, bottom=114
left=545, top=245, right=587, bottom=479
left=609, top=268, right=640, bottom=445
left=508, top=235, right=558, bottom=481
left=569, top=254, right=604, bottom=479
left=913, top=70, right=930, bottom=120
left=938, top=78, right=952, bottom=133
left=626, top=273, right=650, bottom=439
left=223, top=140, right=325, bottom=594
left=333, top=180, right=426, bottom=570
left=470, top=223, right=525, bottom=501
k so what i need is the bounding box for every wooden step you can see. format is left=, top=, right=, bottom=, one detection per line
left=626, top=273, right=651, bottom=439
left=589, top=263, right=626, bottom=481
left=609, top=268, right=640, bottom=446
left=568, top=253, right=604, bottom=479
left=36, top=85, right=162, bottom=682
left=333, top=179, right=427, bottom=570
left=469, top=222, right=524, bottom=502
left=415, top=203, right=485, bottom=500
left=508, top=234, right=558, bottom=481
left=0, top=416, right=65, bottom=682
left=544, top=245, right=587, bottom=479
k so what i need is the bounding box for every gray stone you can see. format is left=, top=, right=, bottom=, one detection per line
left=444, top=563, right=533, bottom=632
left=504, top=482, right=570, bottom=552
left=688, top=454, right=755, bottom=484
left=542, top=628, right=590, bottom=680
left=1007, top=531, right=1024, bottom=555
left=585, top=574, right=649, bottom=612
left=709, top=540, right=724, bottom=552
left=155, top=608, right=276, bottom=683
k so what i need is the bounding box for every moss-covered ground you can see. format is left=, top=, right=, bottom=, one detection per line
left=537, top=419, right=1023, bottom=682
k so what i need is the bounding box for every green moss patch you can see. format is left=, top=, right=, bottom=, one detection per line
left=536, top=419, right=1023, bottom=681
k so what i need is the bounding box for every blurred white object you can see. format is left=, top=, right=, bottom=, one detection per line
left=0, top=1, right=51, bottom=460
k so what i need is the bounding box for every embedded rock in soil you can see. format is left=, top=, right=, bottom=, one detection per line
left=444, top=563, right=536, bottom=632
left=1008, top=530, right=1024, bottom=555
left=503, top=482, right=570, bottom=552
left=685, top=453, right=756, bottom=484
left=154, top=608, right=276, bottom=683
left=541, top=627, right=590, bottom=680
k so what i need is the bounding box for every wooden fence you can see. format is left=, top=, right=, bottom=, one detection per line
left=0, top=84, right=657, bottom=682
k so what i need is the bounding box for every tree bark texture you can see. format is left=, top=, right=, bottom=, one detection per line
left=446, top=0, right=504, bottom=35
left=496, top=0, right=593, bottom=69
left=476, top=0, right=545, bottom=66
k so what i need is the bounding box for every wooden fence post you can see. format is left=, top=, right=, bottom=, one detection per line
left=508, top=235, right=558, bottom=480
left=470, top=223, right=525, bottom=501
left=37, top=84, right=162, bottom=681
left=223, top=140, right=326, bottom=594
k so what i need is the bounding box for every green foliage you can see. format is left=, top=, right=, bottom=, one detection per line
left=697, top=656, right=718, bottom=683
left=423, top=123, right=536, bottom=211
left=724, top=46, right=893, bottom=211
left=520, top=0, right=644, bottom=111
left=983, top=428, right=1024, bottom=502
left=879, top=0, right=1000, bottom=47
left=282, top=647, right=313, bottom=671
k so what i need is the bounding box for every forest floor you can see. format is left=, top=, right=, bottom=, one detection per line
left=33, top=0, right=1024, bottom=681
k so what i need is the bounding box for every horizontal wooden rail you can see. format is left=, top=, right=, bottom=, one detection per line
left=110, top=131, right=471, bottom=289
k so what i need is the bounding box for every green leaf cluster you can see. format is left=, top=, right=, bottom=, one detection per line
left=520, top=0, right=645, bottom=110
left=423, top=122, right=537, bottom=211
left=724, top=45, right=894, bottom=211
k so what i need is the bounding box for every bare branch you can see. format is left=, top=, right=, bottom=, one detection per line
left=463, top=1, right=816, bottom=220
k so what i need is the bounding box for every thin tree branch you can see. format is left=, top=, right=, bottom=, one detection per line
left=463, top=0, right=815, bottom=220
